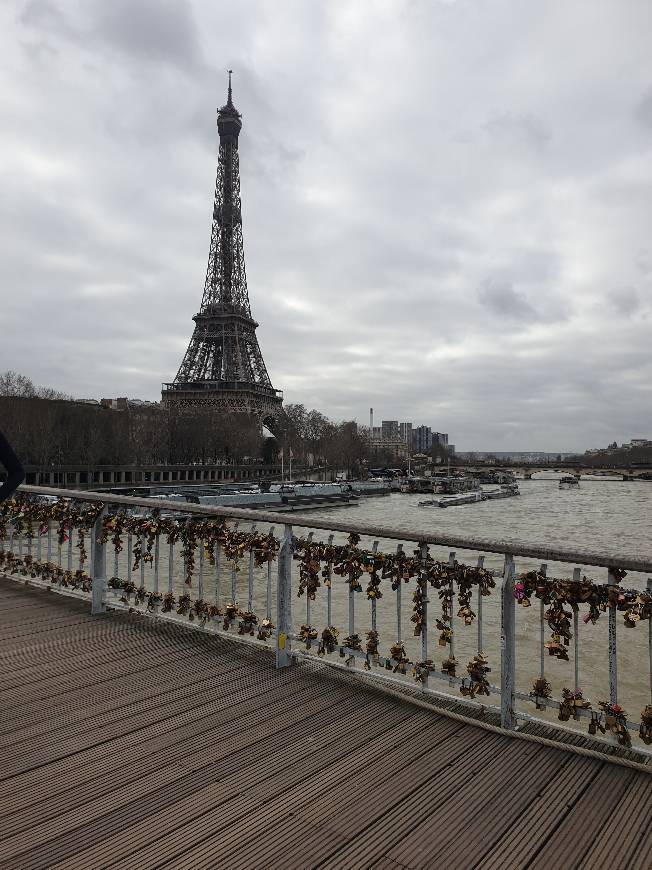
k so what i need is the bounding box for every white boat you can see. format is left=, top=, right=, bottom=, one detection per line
left=559, top=476, right=580, bottom=490
left=483, top=483, right=520, bottom=500
left=347, top=480, right=391, bottom=495
left=419, top=490, right=485, bottom=508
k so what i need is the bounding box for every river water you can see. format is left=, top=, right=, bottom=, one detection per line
left=307, top=476, right=652, bottom=565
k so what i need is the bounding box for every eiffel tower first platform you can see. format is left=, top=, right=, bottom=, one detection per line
left=162, top=74, right=284, bottom=428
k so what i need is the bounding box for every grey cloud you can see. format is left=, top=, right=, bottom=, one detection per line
left=635, top=87, right=652, bottom=128
left=93, top=0, right=201, bottom=69
left=608, top=287, right=642, bottom=317
left=20, top=0, right=201, bottom=70
left=484, top=112, right=551, bottom=152
left=477, top=279, right=539, bottom=322
left=20, top=0, right=72, bottom=36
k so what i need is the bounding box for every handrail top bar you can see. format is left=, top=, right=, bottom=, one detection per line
left=16, top=484, right=652, bottom=573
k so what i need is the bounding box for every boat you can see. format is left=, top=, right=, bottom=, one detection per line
left=432, top=475, right=479, bottom=495
left=418, top=490, right=485, bottom=508
left=399, top=476, right=433, bottom=494
left=559, top=476, right=580, bottom=490
left=483, top=483, right=520, bottom=500
left=198, top=482, right=359, bottom=511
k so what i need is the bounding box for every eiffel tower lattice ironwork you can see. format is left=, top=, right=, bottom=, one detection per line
left=162, top=73, right=283, bottom=426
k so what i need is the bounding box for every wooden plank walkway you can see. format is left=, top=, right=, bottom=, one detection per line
left=1, top=579, right=651, bottom=870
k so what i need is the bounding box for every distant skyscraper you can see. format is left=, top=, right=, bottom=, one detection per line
left=381, top=420, right=399, bottom=441
left=413, top=425, right=433, bottom=453
left=399, top=422, right=413, bottom=447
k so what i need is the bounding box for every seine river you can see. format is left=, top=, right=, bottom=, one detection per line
left=306, top=476, right=651, bottom=564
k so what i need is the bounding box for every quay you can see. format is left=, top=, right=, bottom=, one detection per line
left=2, top=485, right=652, bottom=868
left=21, top=461, right=283, bottom=491
left=2, top=580, right=651, bottom=869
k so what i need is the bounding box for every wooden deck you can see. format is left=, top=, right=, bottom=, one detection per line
left=1, top=578, right=651, bottom=870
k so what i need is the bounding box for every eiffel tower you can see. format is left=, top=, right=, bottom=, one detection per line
left=162, top=73, right=284, bottom=429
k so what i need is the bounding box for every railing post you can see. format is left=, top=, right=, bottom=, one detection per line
left=91, top=509, right=107, bottom=615
left=419, top=542, right=429, bottom=688
left=607, top=568, right=618, bottom=704
left=500, top=553, right=516, bottom=729
left=276, top=523, right=293, bottom=669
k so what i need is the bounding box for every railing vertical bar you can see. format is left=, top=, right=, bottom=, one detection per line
left=266, top=527, right=275, bottom=621
left=396, top=543, right=403, bottom=643
left=214, top=544, right=222, bottom=605
left=231, top=522, right=239, bottom=604
left=476, top=555, right=485, bottom=654
left=305, top=532, right=314, bottom=626
left=501, top=553, right=517, bottom=730
left=276, top=523, right=293, bottom=668
left=572, top=566, right=581, bottom=691
left=371, top=540, right=379, bottom=633
left=539, top=564, right=547, bottom=679
left=198, top=539, right=204, bottom=600
left=231, top=562, right=237, bottom=604
left=153, top=535, right=160, bottom=594
left=47, top=524, right=52, bottom=563
left=91, top=508, right=107, bottom=615
left=139, top=535, right=146, bottom=590
left=419, top=542, right=429, bottom=687
left=89, top=533, right=94, bottom=576
left=167, top=541, right=174, bottom=595
left=326, top=534, right=334, bottom=627
left=18, top=528, right=23, bottom=557
left=608, top=568, right=618, bottom=704
left=67, top=530, right=73, bottom=572
left=127, top=535, right=133, bottom=584
left=37, top=523, right=42, bottom=562
left=348, top=553, right=355, bottom=666
left=647, top=578, right=652, bottom=705
left=448, top=551, right=456, bottom=663
left=247, top=523, right=256, bottom=613
left=113, top=543, right=119, bottom=580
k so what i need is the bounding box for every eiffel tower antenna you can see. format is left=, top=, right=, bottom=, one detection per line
left=162, top=73, right=284, bottom=428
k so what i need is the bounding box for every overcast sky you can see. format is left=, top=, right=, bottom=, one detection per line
left=1, top=0, right=651, bottom=450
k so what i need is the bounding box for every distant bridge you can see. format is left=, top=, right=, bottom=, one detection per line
left=454, top=465, right=652, bottom=481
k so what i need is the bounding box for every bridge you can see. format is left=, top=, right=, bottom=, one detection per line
left=1, top=486, right=651, bottom=867
left=452, top=464, right=652, bottom=481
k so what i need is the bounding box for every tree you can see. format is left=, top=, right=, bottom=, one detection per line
left=0, top=371, right=36, bottom=397
left=281, top=403, right=307, bottom=464
left=304, top=409, right=331, bottom=466
left=324, top=421, right=367, bottom=478
left=0, top=370, right=73, bottom=400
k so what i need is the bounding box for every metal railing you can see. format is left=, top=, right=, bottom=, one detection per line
left=2, top=484, right=652, bottom=752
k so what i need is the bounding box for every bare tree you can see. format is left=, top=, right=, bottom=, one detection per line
left=0, top=371, right=36, bottom=397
